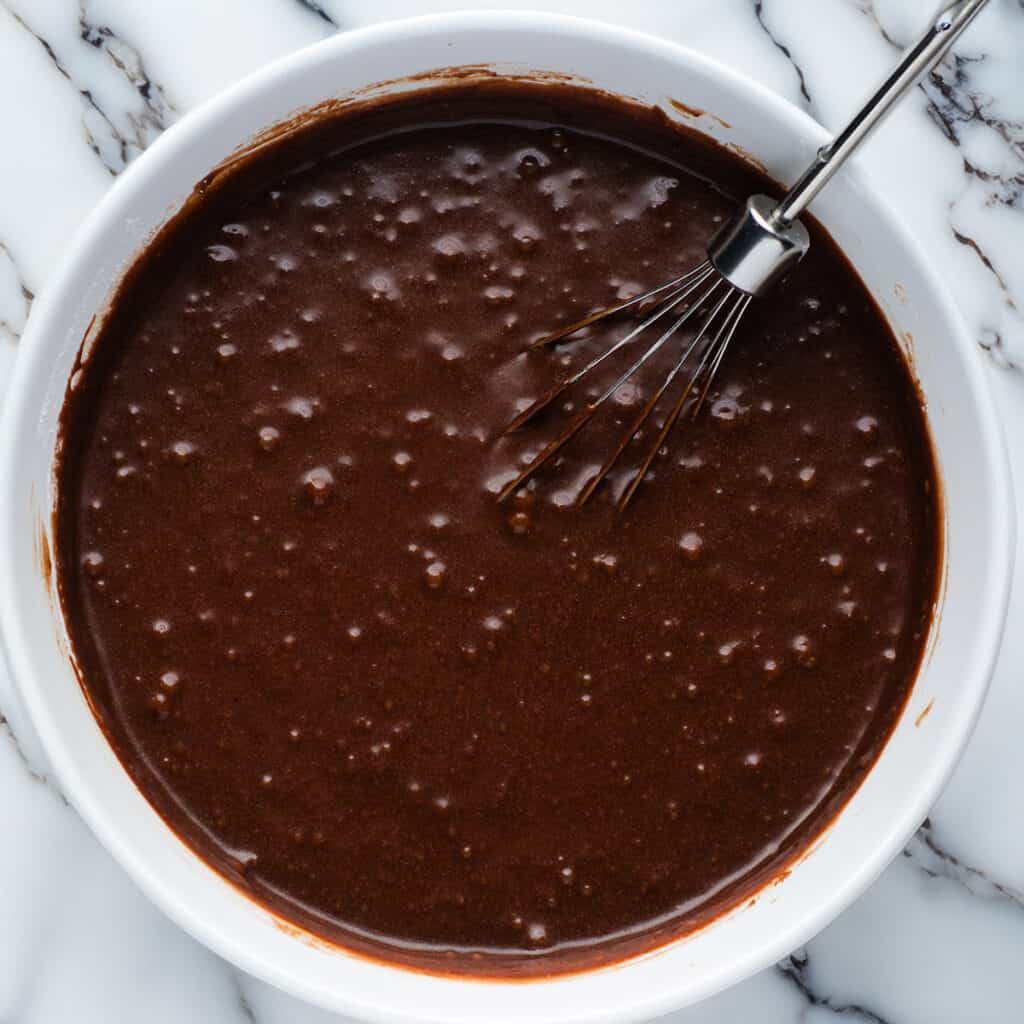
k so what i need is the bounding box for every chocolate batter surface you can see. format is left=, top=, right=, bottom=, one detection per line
left=57, top=85, right=939, bottom=975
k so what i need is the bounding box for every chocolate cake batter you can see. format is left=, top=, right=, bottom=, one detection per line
left=56, top=84, right=939, bottom=975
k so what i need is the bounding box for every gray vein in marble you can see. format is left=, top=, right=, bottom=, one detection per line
left=777, top=950, right=890, bottom=1023
left=751, top=0, right=813, bottom=108
left=924, top=56, right=1022, bottom=366
left=290, top=0, right=340, bottom=31
left=229, top=966, right=260, bottom=1024
left=1, top=2, right=119, bottom=174
left=0, top=239, right=34, bottom=341
left=0, top=0, right=174, bottom=174
left=848, top=0, right=901, bottom=48
left=0, top=715, right=64, bottom=802
left=926, top=58, right=1024, bottom=181
left=77, top=2, right=176, bottom=146
left=0, top=241, right=34, bottom=304
left=904, top=818, right=1024, bottom=911
left=949, top=222, right=1011, bottom=290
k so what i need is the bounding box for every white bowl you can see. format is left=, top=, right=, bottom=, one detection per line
left=0, top=12, right=1014, bottom=1024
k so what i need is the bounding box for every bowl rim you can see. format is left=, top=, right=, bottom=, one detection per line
left=0, top=10, right=1014, bottom=1023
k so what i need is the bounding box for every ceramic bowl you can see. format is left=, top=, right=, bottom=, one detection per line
left=0, top=12, right=1013, bottom=1024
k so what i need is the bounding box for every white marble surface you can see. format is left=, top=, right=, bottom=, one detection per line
left=1, top=1, right=1022, bottom=1021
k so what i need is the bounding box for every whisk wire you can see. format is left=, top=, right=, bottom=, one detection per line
left=576, top=286, right=733, bottom=507
left=496, top=270, right=724, bottom=503
left=692, top=293, right=751, bottom=419
left=616, top=289, right=750, bottom=511
left=503, top=262, right=714, bottom=435
left=589, top=278, right=723, bottom=412
left=529, top=260, right=714, bottom=350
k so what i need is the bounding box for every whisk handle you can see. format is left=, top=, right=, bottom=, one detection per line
left=773, top=0, right=991, bottom=226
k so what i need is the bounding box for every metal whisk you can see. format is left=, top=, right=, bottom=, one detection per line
left=499, top=0, right=989, bottom=510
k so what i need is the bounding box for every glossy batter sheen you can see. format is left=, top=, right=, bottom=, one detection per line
left=56, top=85, right=939, bottom=975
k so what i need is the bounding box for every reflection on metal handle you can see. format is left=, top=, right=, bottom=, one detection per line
left=772, top=0, right=991, bottom=226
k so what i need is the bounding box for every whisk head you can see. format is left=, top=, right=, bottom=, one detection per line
left=497, top=261, right=752, bottom=511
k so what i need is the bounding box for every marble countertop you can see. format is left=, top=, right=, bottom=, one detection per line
left=1, top=1, right=1022, bottom=1021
